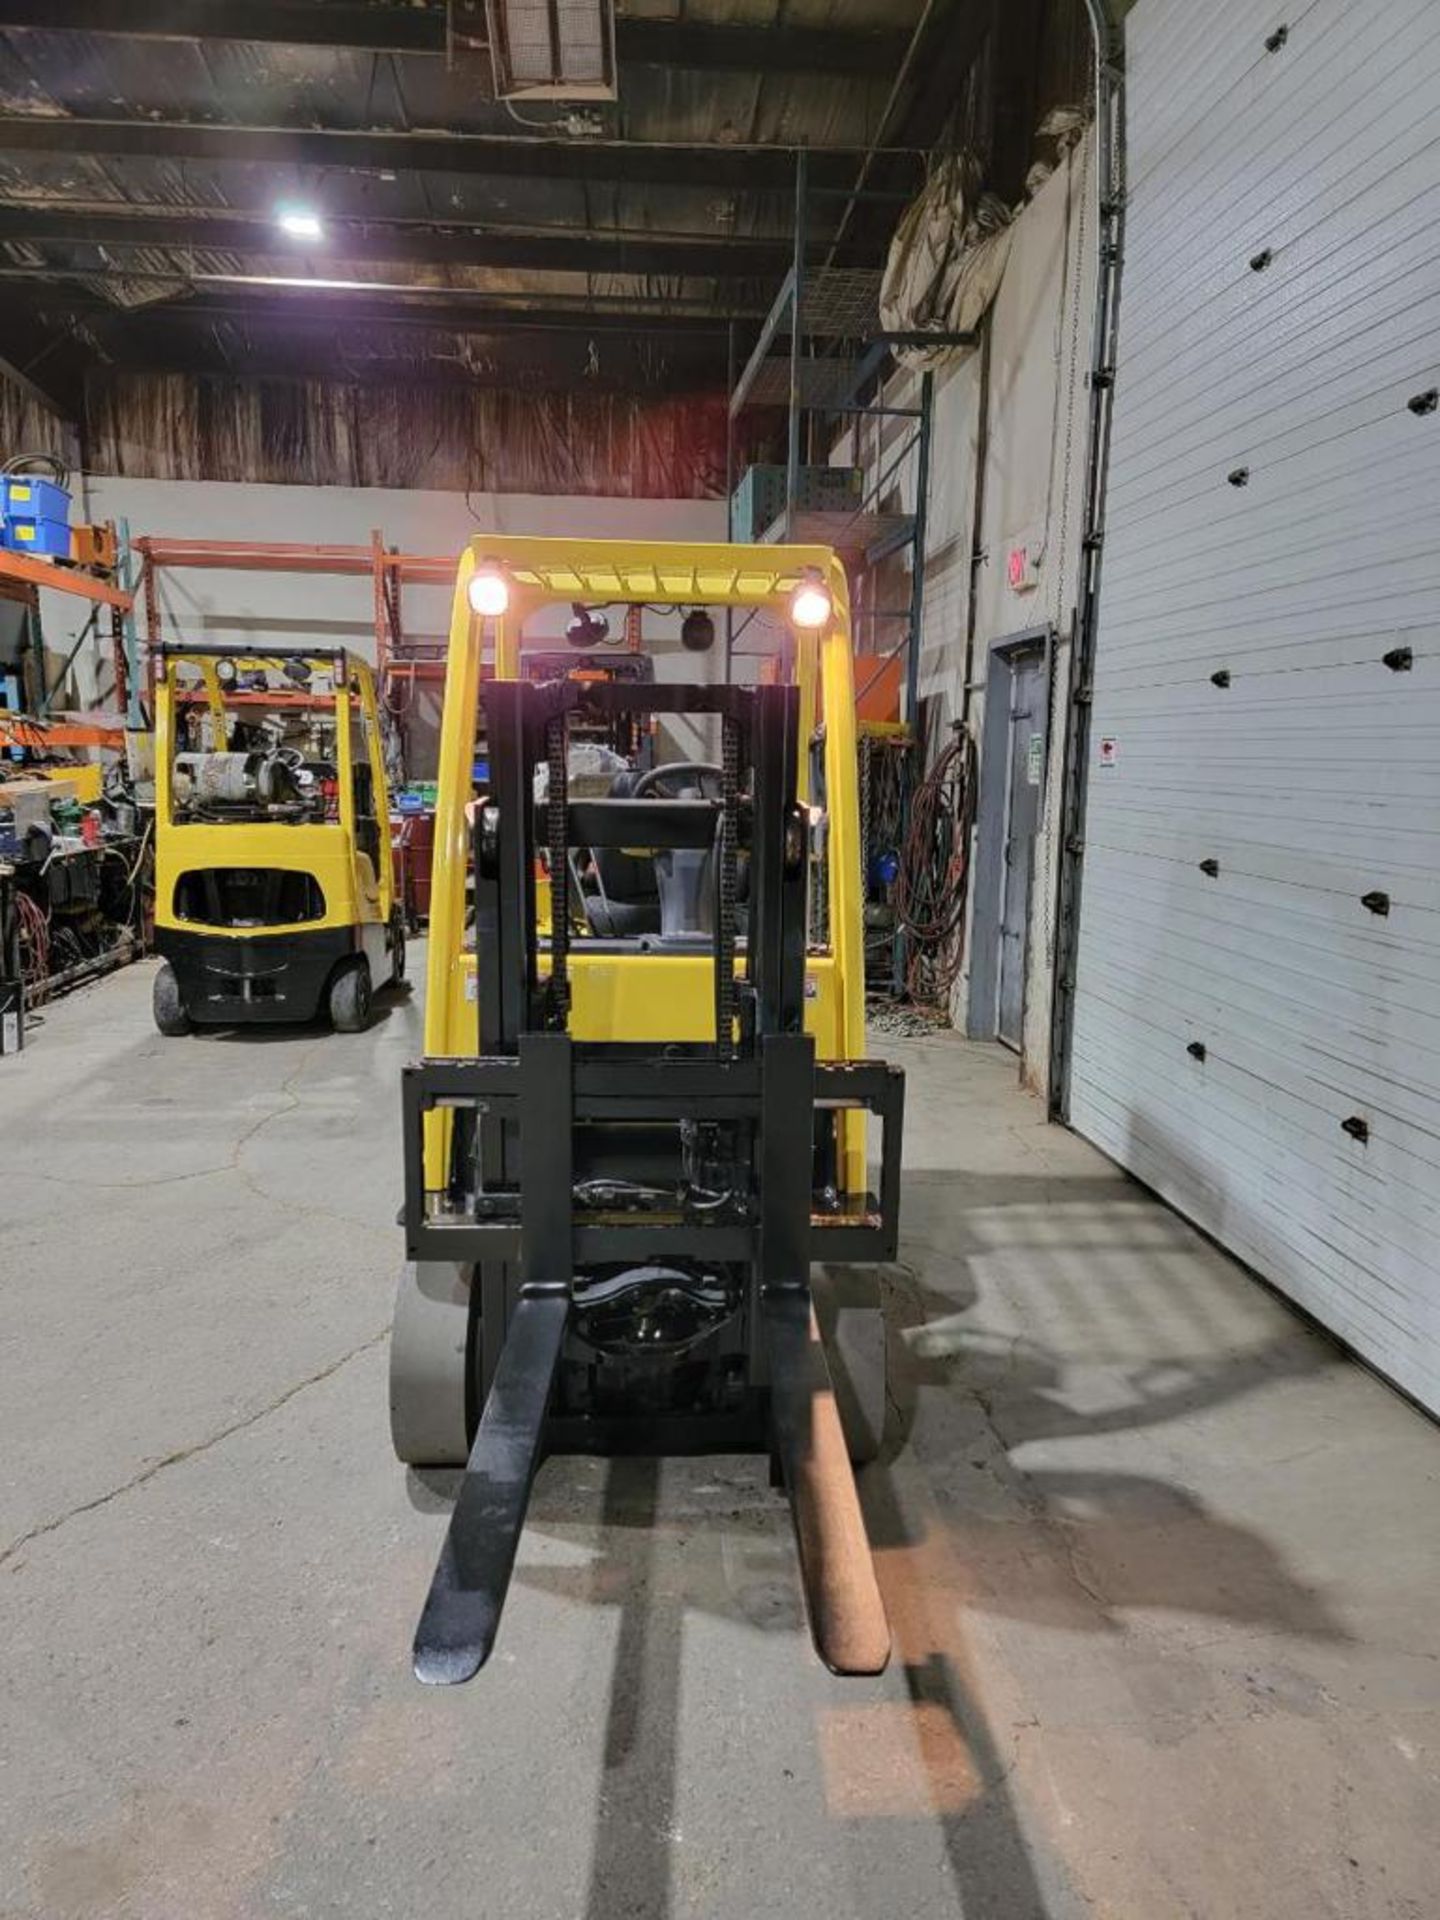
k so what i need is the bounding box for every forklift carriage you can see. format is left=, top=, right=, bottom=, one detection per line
left=393, top=537, right=906, bottom=1684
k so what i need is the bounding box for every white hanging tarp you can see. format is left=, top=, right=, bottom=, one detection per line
left=880, top=154, right=1014, bottom=367
left=881, top=113, right=1091, bottom=368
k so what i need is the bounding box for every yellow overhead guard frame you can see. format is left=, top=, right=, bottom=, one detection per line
left=423, top=534, right=868, bottom=1196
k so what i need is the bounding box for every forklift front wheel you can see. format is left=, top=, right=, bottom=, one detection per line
left=152, top=961, right=193, bottom=1037
left=389, top=1260, right=471, bottom=1466
left=328, top=957, right=373, bottom=1032
left=389, top=911, right=407, bottom=988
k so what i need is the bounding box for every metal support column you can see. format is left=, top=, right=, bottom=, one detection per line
left=903, top=372, right=934, bottom=732
left=113, top=521, right=143, bottom=727
left=786, top=148, right=809, bottom=531
left=891, top=369, right=935, bottom=995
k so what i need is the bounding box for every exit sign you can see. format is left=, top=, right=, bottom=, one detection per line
left=1007, top=542, right=1041, bottom=592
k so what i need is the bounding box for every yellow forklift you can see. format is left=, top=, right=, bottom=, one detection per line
left=391, top=537, right=906, bottom=1684
left=151, top=644, right=404, bottom=1032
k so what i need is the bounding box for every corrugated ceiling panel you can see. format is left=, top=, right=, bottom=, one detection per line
left=1069, top=0, right=1440, bottom=1411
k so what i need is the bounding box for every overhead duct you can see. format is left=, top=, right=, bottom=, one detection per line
left=485, top=0, right=618, bottom=100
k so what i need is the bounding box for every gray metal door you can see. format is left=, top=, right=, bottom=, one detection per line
left=997, top=650, right=1045, bottom=1049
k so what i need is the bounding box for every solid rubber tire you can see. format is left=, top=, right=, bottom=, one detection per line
left=389, top=1261, right=471, bottom=1466
left=152, top=961, right=193, bottom=1036
left=328, top=957, right=373, bottom=1032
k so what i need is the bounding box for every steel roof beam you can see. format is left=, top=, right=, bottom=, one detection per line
left=14, top=284, right=753, bottom=336
left=0, top=0, right=467, bottom=54
left=22, top=315, right=732, bottom=394
left=0, top=117, right=879, bottom=193
left=99, top=354, right=719, bottom=393
left=617, top=19, right=909, bottom=77
left=0, top=2, right=912, bottom=77
left=0, top=205, right=792, bottom=280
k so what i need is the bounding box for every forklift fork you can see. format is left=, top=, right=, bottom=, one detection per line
left=413, top=1288, right=570, bottom=1685
left=763, top=1290, right=891, bottom=1675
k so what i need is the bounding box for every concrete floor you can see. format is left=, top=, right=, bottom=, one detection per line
left=1, top=958, right=1437, bottom=1920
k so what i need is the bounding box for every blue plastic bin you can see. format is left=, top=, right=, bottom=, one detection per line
left=1, top=475, right=71, bottom=524
left=2, top=517, right=72, bottom=558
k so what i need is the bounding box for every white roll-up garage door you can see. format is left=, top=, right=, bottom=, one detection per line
left=1069, top=0, right=1440, bottom=1412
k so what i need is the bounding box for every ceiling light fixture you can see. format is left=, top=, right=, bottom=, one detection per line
left=277, top=207, right=324, bottom=242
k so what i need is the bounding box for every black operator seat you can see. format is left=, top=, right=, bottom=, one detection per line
left=583, top=769, right=663, bottom=937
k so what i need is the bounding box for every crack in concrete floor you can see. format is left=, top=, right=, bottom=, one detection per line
left=0, top=1327, right=388, bottom=1574
left=8, top=1035, right=328, bottom=1194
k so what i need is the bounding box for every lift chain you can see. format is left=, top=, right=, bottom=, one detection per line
left=716, top=713, right=739, bottom=1056
left=546, top=713, right=570, bottom=1024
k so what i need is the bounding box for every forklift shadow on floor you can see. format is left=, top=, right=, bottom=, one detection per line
left=397, top=1254, right=1057, bottom=1920
left=402, top=1174, right=1353, bottom=1918
left=194, top=997, right=403, bottom=1044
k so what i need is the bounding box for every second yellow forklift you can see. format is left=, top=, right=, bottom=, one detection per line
left=150, top=644, right=404, bottom=1033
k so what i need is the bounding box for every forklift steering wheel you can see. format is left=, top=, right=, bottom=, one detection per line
left=631, top=761, right=724, bottom=801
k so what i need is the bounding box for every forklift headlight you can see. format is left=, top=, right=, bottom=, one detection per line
left=789, top=571, right=832, bottom=632
left=468, top=561, right=511, bottom=619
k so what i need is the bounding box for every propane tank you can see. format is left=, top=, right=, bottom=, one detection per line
left=172, top=751, right=299, bottom=809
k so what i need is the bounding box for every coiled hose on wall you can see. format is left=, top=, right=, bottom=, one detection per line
left=893, top=727, right=976, bottom=1008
